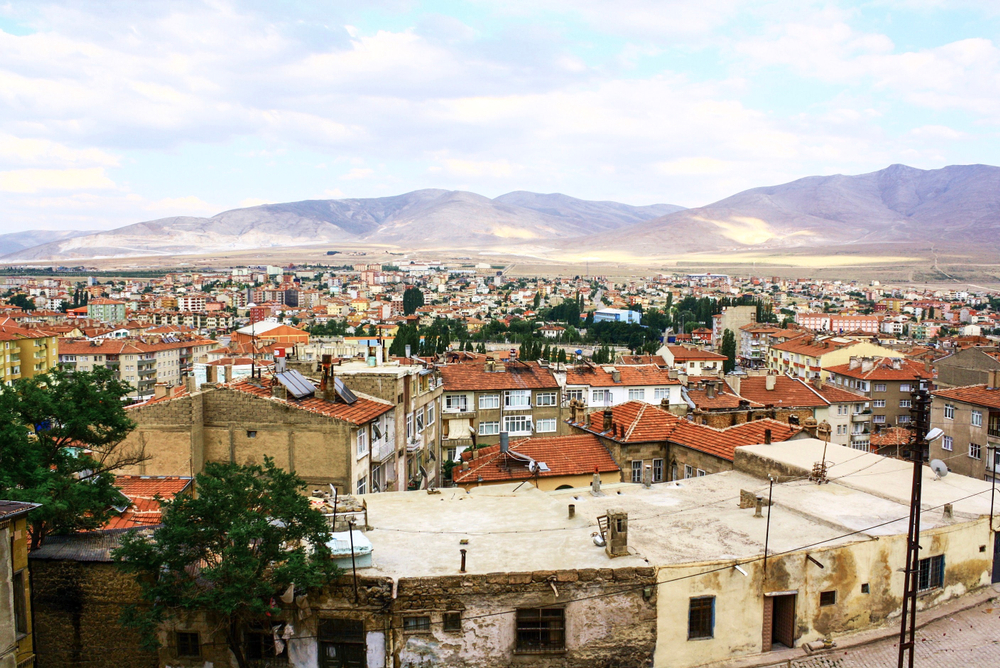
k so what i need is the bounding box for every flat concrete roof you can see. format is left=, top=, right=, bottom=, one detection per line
left=356, top=439, right=997, bottom=578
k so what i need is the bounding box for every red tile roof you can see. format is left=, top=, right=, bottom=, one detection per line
left=769, top=336, right=852, bottom=357
left=439, top=360, right=559, bottom=391
left=825, top=358, right=933, bottom=381
left=572, top=401, right=801, bottom=461
left=812, top=383, right=869, bottom=404
left=737, top=376, right=828, bottom=408
left=227, top=377, right=394, bottom=425
left=101, top=475, right=192, bottom=531
left=564, top=364, right=680, bottom=388
left=665, top=345, right=727, bottom=361
left=870, top=427, right=912, bottom=448
left=931, top=384, right=1000, bottom=410
left=685, top=381, right=754, bottom=410
left=453, top=434, right=619, bottom=485
left=618, top=354, right=667, bottom=367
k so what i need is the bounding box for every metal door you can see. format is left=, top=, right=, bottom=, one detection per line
left=993, top=531, right=1000, bottom=584
left=772, top=594, right=796, bottom=648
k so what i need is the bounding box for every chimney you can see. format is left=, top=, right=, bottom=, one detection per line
left=727, top=374, right=740, bottom=396
left=817, top=420, right=831, bottom=442
left=603, top=409, right=613, bottom=432
left=943, top=503, right=954, bottom=520
left=272, top=383, right=287, bottom=400
left=754, top=496, right=764, bottom=518
left=591, top=471, right=602, bottom=496
left=405, top=344, right=411, bottom=358
left=611, top=369, right=621, bottom=383
left=764, top=428, right=772, bottom=444
left=605, top=509, right=628, bottom=558
left=849, top=356, right=860, bottom=370
left=660, top=398, right=670, bottom=410
left=642, top=465, right=652, bottom=489
left=185, top=374, right=197, bottom=393
left=987, top=368, right=1000, bottom=391
left=568, top=504, right=575, bottom=519
left=706, top=382, right=716, bottom=399
left=861, top=358, right=874, bottom=373
left=462, top=461, right=469, bottom=471
left=154, top=384, right=168, bottom=399
left=765, top=374, right=776, bottom=391
left=460, top=548, right=467, bottom=573
left=500, top=432, right=509, bottom=454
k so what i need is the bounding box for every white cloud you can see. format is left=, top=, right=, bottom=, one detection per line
left=0, top=134, right=119, bottom=167
left=145, top=196, right=217, bottom=215
left=0, top=167, right=115, bottom=193
left=342, top=168, right=375, bottom=180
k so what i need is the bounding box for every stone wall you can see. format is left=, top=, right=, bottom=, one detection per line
left=31, top=560, right=157, bottom=668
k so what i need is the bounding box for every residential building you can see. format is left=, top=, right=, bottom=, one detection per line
left=711, top=304, right=756, bottom=347
left=930, top=373, right=1000, bottom=481
left=86, top=297, right=127, bottom=323
left=0, top=318, right=58, bottom=384
left=452, top=433, right=620, bottom=491
left=659, top=345, right=727, bottom=377
left=933, top=347, right=1000, bottom=389
left=438, top=359, right=564, bottom=454
left=230, top=321, right=310, bottom=345
left=767, top=336, right=903, bottom=380
left=0, top=501, right=37, bottom=668
left=562, top=364, right=683, bottom=410
left=826, top=357, right=934, bottom=430
left=593, top=307, right=641, bottom=324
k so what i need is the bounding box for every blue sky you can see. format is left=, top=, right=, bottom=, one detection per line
left=1, top=0, right=999, bottom=231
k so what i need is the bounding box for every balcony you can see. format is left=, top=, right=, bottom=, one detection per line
left=443, top=408, right=476, bottom=420
left=851, top=411, right=871, bottom=422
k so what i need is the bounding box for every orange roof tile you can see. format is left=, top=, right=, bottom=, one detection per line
left=826, top=358, right=933, bottom=381
left=440, top=361, right=558, bottom=391
left=564, top=365, right=680, bottom=388
left=227, top=377, right=393, bottom=425
left=453, top=434, right=618, bottom=485
left=665, top=345, right=727, bottom=361
left=737, top=376, right=828, bottom=408
left=100, top=475, right=192, bottom=531
left=931, top=384, right=1000, bottom=410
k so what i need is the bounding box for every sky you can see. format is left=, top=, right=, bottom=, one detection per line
left=1, top=0, right=999, bottom=232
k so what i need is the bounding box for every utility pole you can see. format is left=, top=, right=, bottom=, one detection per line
left=897, top=380, right=931, bottom=668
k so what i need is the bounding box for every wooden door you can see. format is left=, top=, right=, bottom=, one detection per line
left=772, top=594, right=796, bottom=648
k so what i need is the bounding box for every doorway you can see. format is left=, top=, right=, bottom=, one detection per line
left=319, top=619, right=366, bottom=668
left=763, top=593, right=797, bottom=651
left=993, top=531, right=1000, bottom=584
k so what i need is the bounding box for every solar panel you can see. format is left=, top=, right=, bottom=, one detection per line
left=333, top=377, right=358, bottom=404
left=275, top=370, right=316, bottom=399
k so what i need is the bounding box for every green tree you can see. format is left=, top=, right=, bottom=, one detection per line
left=721, top=329, right=737, bottom=373
left=7, top=293, right=35, bottom=310
left=0, top=367, right=144, bottom=548
left=557, top=348, right=568, bottom=364
left=532, top=291, right=541, bottom=309
left=114, top=458, right=339, bottom=668
left=402, top=286, right=424, bottom=315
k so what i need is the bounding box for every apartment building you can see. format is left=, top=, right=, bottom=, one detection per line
left=438, top=359, right=563, bottom=454
left=0, top=318, right=58, bottom=384
left=86, top=297, right=127, bottom=323
left=767, top=336, right=903, bottom=380
left=0, top=501, right=37, bottom=668
left=563, top=364, right=683, bottom=409
left=711, top=304, right=756, bottom=347
left=795, top=313, right=881, bottom=334
left=930, top=373, right=1000, bottom=481
left=660, top=345, right=727, bottom=376
left=825, top=357, right=934, bottom=430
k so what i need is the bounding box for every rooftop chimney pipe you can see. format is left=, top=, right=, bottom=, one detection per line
left=460, top=548, right=467, bottom=573
left=764, top=428, right=772, bottom=445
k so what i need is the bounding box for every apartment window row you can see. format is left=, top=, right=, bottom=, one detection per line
left=683, top=465, right=706, bottom=479
left=478, top=417, right=555, bottom=435
left=629, top=458, right=665, bottom=483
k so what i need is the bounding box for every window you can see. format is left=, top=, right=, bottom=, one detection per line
left=684, top=465, right=694, bottom=479
left=503, top=415, right=532, bottom=435
left=505, top=390, right=531, bottom=408
left=403, top=616, right=431, bottom=633
left=969, top=443, right=982, bottom=459
left=861, top=583, right=870, bottom=594
left=631, top=460, right=643, bottom=483
left=918, top=555, right=945, bottom=591
left=899, top=399, right=911, bottom=408
left=479, top=421, right=500, bottom=436
left=944, top=404, right=955, bottom=419
left=415, top=408, right=424, bottom=433
left=897, top=415, right=910, bottom=424
left=874, top=383, right=887, bottom=392
left=942, top=435, right=953, bottom=451
left=873, top=415, right=886, bottom=424
left=819, top=591, right=837, bottom=607
left=972, top=410, right=982, bottom=427
left=565, top=388, right=584, bottom=402
left=479, top=394, right=500, bottom=410
left=246, top=430, right=257, bottom=438
left=372, top=419, right=383, bottom=441
left=696, top=469, right=706, bottom=477
left=899, top=383, right=911, bottom=393
left=688, top=597, right=714, bottom=639
left=245, top=624, right=288, bottom=662
left=858, top=381, right=869, bottom=392
left=654, top=387, right=671, bottom=400
left=426, top=403, right=435, bottom=426
left=628, top=388, right=645, bottom=401
left=652, top=458, right=664, bottom=482
left=356, top=476, right=367, bottom=495
left=536, top=392, right=557, bottom=406
left=837, top=404, right=847, bottom=415
left=445, top=394, right=468, bottom=412
left=357, top=428, right=368, bottom=457
left=592, top=389, right=611, bottom=404
left=12, top=571, right=26, bottom=635
left=177, top=632, right=200, bottom=658
left=535, top=418, right=557, bottom=433
left=873, top=399, right=886, bottom=408
left=443, top=612, right=462, bottom=632
left=515, top=608, right=565, bottom=653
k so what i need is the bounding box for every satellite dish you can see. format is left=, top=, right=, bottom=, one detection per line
left=930, top=459, right=949, bottom=480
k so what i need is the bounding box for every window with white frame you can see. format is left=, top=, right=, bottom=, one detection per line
left=565, top=388, right=584, bottom=402
left=505, top=390, right=531, bottom=408
left=899, top=383, right=911, bottom=393
left=873, top=399, right=886, bottom=408
left=653, top=387, right=671, bottom=400
left=503, top=415, right=532, bottom=435
left=969, top=442, right=982, bottom=459
left=479, top=394, right=500, bottom=410
left=415, top=408, right=424, bottom=433
left=426, top=403, right=435, bottom=426
left=837, top=404, right=847, bottom=415
left=696, top=469, right=706, bottom=477
left=479, top=421, right=500, bottom=436
left=972, top=410, right=982, bottom=427
left=942, top=435, right=953, bottom=451
left=535, top=418, right=557, bottom=433
left=592, top=389, right=612, bottom=404
left=535, top=392, right=557, bottom=406
left=684, top=464, right=693, bottom=479
left=357, top=428, right=368, bottom=457
left=873, top=415, right=886, bottom=424
left=628, top=388, right=645, bottom=401
left=874, top=383, right=887, bottom=392
left=944, top=404, right=954, bottom=419
left=356, top=476, right=367, bottom=495
left=406, top=413, right=413, bottom=440
left=652, top=459, right=664, bottom=482
left=899, top=399, right=911, bottom=408
left=631, top=460, right=643, bottom=483
left=897, top=415, right=910, bottom=424
left=445, top=394, right=468, bottom=412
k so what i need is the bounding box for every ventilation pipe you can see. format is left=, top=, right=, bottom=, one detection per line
left=602, top=410, right=613, bottom=432
left=568, top=504, right=576, bottom=518
left=764, top=429, right=772, bottom=445
left=500, top=432, right=509, bottom=454
left=460, top=549, right=467, bottom=573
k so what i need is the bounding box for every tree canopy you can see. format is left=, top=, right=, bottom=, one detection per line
left=0, top=367, right=144, bottom=548
left=721, top=329, right=737, bottom=374
left=402, top=286, right=425, bottom=315
left=114, top=458, right=340, bottom=668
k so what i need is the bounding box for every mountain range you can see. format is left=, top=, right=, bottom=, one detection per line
left=3, top=163, right=999, bottom=262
